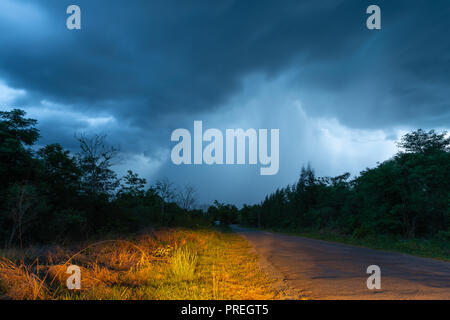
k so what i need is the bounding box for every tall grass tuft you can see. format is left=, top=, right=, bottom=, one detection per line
left=0, top=258, right=47, bottom=300
left=170, top=245, right=198, bottom=281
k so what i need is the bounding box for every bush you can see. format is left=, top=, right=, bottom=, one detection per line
left=435, top=230, right=450, bottom=242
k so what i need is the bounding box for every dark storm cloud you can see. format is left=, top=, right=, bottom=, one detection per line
left=2, top=0, right=356, bottom=114
left=1, top=0, right=449, bottom=204
left=1, top=0, right=448, bottom=131
left=292, top=1, right=450, bottom=129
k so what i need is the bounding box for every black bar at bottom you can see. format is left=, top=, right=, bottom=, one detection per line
left=1, top=300, right=447, bottom=319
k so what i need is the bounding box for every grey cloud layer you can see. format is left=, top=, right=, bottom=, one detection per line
left=2, top=0, right=448, bottom=129
left=1, top=0, right=449, bottom=204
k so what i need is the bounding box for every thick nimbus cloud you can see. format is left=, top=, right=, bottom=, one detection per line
left=0, top=0, right=449, bottom=205
left=158, top=73, right=400, bottom=205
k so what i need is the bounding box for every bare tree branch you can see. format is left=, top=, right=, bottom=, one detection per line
left=177, top=183, right=198, bottom=210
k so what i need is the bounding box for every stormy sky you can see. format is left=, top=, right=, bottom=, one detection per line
left=1, top=0, right=449, bottom=206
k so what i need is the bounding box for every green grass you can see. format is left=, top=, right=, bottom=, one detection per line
left=256, top=227, right=450, bottom=262
left=170, top=245, right=198, bottom=281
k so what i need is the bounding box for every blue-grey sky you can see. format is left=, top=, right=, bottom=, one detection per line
left=1, top=0, right=449, bottom=206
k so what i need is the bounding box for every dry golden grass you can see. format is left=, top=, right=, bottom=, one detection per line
left=0, top=228, right=282, bottom=300
left=0, top=258, right=47, bottom=300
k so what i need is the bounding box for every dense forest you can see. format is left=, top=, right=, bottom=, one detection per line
left=238, top=129, right=450, bottom=241
left=1, top=108, right=449, bottom=248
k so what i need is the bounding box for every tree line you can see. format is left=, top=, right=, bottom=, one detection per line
left=237, top=129, right=450, bottom=240
left=2, top=108, right=449, bottom=247
left=0, top=109, right=211, bottom=248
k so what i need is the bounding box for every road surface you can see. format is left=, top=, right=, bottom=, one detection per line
left=232, top=226, right=450, bottom=299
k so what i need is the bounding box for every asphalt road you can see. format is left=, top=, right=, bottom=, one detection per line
left=232, top=226, right=450, bottom=299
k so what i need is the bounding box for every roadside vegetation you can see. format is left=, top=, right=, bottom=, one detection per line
left=0, top=228, right=280, bottom=300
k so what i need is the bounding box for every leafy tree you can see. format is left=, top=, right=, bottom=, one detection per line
left=0, top=109, right=40, bottom=184
left=117, top=170, right=147, bottom=199
left=37, top=144, right=81, bottom=199
left=397, top=129, right=449, bottom=154
left=207, top=201, right=238, bottom=225
left=0, top=109, right=39, bottom=146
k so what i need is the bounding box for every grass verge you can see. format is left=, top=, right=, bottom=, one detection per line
left=0, top=228, right=281, bottom=300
